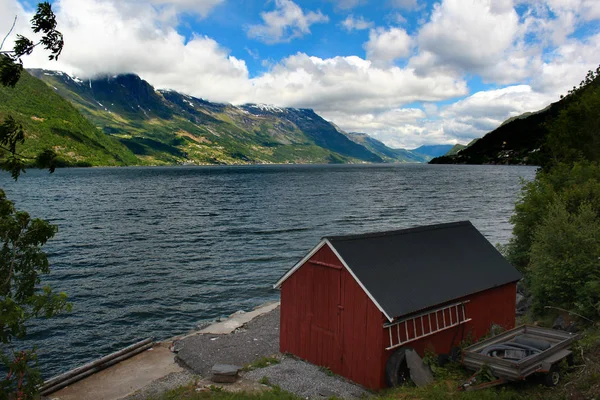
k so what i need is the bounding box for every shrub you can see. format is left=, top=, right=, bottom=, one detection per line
left=529, top=199, right=600, bottom=319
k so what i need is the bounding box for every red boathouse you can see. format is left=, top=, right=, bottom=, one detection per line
left=274, top=221, right=522, bottom=390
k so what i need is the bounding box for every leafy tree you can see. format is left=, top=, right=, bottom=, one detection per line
left=506, top=162, right=600, bottom=271
left=0, top=1, right=63, bottom=179
left=505, top=65, right=600, bottom=322
left=546, top=65, right=600, bottom=168
left=1, top=3, right=70, bottom=399
left=528, top=199, right=600, bottom=319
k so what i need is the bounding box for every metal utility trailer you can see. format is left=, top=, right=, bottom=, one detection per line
left=460, top=325, right=579, bottom=390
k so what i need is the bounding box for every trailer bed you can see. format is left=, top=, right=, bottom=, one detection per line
left=462, top=325, right=579, bottom=381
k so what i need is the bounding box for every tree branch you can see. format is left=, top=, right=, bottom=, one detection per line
left=4, top=224, right=24, bottom=288
left=544, top=306, right=595, bottom=322
left=0, top=16, right=17, bottom=52
left=0, top=144, right=36, bottom=161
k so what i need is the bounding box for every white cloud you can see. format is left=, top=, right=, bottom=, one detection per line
left=324, top=108, right=426, bottom=132
left=340, top=15, right=373, bottom=31
left=413, top=0, right=521, bottom=79
left=364, top=27, right=412, bottom=66
left=443, top=85, right=552, bottom=120
left=246, top=54, right=468, bottom=114
left=247, top=0, right=329, bottom=44
left=16, top=0, right=250, bottom=102
left=530, top=33, right=600, bottom=94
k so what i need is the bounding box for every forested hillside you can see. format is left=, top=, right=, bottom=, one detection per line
left=0, top=70, right=139, bottom=167
left=429, top=72, right=600, bottom=165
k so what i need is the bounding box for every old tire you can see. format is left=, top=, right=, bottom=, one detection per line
left=543, top=365, right=560, bottom=387
left=385, top=347, right=412, bottom=387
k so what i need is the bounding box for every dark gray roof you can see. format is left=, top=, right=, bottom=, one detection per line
left=325, top=221, right=521, bottom=320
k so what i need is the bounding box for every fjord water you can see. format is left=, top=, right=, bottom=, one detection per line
left=1, top=164, right=536, bottom=377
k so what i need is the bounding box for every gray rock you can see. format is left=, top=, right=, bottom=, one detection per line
left=211, top=364, right=241, bottom=383
left=405, top=349, right=434, bottom=387
left=317, top=388, right=339, bottom=398
left=212, top=364, right=241, bottom=376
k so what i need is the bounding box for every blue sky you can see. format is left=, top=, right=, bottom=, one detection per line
left=3, top=0, right=600, bottom=148
left=188, top=2, right=428, bottom=76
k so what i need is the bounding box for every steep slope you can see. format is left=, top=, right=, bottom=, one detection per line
left=344, top=132, right=430, bottom=162
left=411, top=144, right=455, bottom=158
left=29, top=69, right=384, bottom=165
left=428, top=95, right=580, bottom=164
left=444, top=144, right=466, bottom=156
left=0, top=70, right=139, bottom=167
left=240, top=106, right=383, bottom=163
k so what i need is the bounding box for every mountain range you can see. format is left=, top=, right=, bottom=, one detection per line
left=13, top=69, right=443, bottom=167
left=7, top=67, right=587, bottom=169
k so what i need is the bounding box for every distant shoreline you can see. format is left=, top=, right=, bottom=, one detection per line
left=22, top=161, right=540, bottom=172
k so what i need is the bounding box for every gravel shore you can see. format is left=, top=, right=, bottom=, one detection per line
left=175, top=307, right=281, bottom=375
left=173, top=306, right=371, bottom=399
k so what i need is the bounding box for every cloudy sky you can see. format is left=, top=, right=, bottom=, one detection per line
left=2, top=0, right=599, bottom=148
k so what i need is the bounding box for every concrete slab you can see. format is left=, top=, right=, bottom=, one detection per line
left=45, top=301, right=280, bottom=400
left=196, top=302, right=279, bottom=335
left=48, top=344, right=183, bottom=400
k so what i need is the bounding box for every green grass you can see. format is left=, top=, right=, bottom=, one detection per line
left=317, top=366, right=335, bottom=377
left=242, top=356, right=280, bottom=372
left=258, top=376, right=271, bottom=386
left=146, top=382, right=299, bottom=400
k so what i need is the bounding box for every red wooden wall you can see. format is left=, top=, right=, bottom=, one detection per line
left=379, top=282, right=517, bottom=382
left=280, top=244, right=386, bottom=389
left=280, top=243, right=518, bottom=390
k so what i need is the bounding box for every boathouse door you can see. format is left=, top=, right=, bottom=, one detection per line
left=308, top=260, right=342, bottom=372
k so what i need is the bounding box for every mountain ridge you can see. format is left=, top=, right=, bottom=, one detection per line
left=28, top=69, right=444, bottom=166
left=427, top=92, right=587, bottom=165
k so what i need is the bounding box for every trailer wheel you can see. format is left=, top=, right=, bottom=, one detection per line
left=385, top=347, right=412, bottom=387
left=543, top=365, right=560, bottom=387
